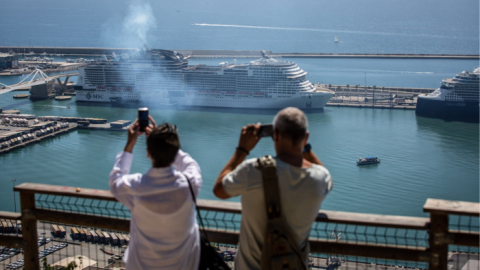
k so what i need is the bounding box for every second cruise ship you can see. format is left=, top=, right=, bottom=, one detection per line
left=74, top=48, right=334, bottom=109
left=416, top=67, right=479, bottom=122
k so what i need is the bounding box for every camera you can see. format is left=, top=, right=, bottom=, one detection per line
left=258, top=124, right=273, bottom=138
left=138, top=107, right=149, bottom=132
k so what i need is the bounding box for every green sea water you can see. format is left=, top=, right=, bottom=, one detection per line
left=0, top=89, right=478, bottom=218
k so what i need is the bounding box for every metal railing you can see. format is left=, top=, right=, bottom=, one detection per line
left=0, top=183, right=477, bottom=270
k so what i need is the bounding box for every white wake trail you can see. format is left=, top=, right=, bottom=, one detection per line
left=191, top=23, right=456, bottom=39
left=193, top=23, right=324, bottom=32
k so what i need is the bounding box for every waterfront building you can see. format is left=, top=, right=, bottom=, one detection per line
left=0, top=53, right=18, bottom=70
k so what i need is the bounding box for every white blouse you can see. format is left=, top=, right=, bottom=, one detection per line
left=109, top=150, right=202, bottom=270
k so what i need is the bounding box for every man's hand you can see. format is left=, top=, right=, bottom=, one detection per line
left=124, top=119, right=143, bottom=153
left=238, top=123, right=261, bottom=153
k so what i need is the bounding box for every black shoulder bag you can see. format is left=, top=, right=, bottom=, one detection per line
left=186, top=176, right=231, bottom=270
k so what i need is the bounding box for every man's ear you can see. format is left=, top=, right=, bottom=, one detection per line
left=273, top=129, right=280, bottom=142
left=304, top=131, right=310, bottom=146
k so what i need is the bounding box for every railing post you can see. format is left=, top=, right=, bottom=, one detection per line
left=425, top=205, right=449, bottom=270
left=428, top=213, right=448, bottom=270
left=20, top=192, right=40, bottom=270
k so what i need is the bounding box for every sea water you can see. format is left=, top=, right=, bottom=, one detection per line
left=0, top=0, right=478, bottom=218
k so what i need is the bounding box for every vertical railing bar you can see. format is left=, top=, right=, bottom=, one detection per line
left=20, top=191, right=40, bottom=270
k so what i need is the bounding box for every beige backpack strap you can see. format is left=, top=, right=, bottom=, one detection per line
left=256, top=156, right=308, bottom=270
left=256, top=155, right=281, bottom=220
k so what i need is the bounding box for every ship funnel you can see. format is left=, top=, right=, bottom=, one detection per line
left=261, top=50, right=270, bottom=59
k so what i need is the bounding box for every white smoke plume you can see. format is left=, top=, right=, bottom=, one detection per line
left=123, top=0, right=156, bottom=45
left=100, top=0, right=156, bottom=48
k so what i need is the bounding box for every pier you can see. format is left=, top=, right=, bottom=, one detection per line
left=321, top=84, right=435, bottom=109
left=0, top=47, right=478, bottom=59
left=0, top=120, right=77, bottom=155
left=0, top=114, right=132, bottom=155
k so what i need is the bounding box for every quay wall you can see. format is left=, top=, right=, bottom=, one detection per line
left=0, top=47, right=478, bottom=59
left=0, top=123, right=77, bottom=155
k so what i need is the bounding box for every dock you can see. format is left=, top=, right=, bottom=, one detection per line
left=0, top=114, right=132, bottom=155
left=77, top=120, right=131, bottom=131
left=321, top=84, right=434, bottom=109
left=0, top=120, right=77, bottom=155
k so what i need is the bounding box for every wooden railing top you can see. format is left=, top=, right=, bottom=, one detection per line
left=14, top=183, right=117, bottom=201
left=317, top=210, right=429, bottom=230
left=196, top=198, right=429, bottom=230
left=424, top=198, right=479, bottom=217
left=0, top=211, right=21, bottom=220
left=18, top=182, right=477, bottom=230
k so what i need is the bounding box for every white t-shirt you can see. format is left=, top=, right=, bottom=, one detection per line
left=109, top=150, right=202, bottom=270
left=223, top=157, right=332, bottom=270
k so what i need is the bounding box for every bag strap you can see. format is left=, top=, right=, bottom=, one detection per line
left=257, top=156, right=282, bottom=220
left=257, top=156, right=308, bottom=270
left=185, top=174, right=211, bottom=243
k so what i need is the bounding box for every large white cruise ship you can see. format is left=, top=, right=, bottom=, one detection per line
left=416, top=67, right=479, bottom=122
left=74, top=48, right=334, bottom=109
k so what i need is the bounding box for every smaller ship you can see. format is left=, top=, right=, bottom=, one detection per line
left=334, top=34, right=339, bottom=43
left=416, top=67, right=479, bottom=122
left=357, top=156, right=380, bottom=165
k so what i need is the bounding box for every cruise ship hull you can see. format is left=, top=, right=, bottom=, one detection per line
left=416, top=97, right=479, bottom=123
left=76, top=90, right=333, bottom=109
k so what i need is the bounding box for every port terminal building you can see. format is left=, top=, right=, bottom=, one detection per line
left=0, top=53, right=18, bottom=70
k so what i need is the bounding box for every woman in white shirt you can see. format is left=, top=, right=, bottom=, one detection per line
left=110, top=117, right=202, bottom=269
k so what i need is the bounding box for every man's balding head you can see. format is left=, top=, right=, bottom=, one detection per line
left=273, top=107, right=308, bottom=145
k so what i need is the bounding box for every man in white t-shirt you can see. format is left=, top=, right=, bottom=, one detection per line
left=213, top=107, right=333, bottom=270
left=110, top=117, right=201, bottom=270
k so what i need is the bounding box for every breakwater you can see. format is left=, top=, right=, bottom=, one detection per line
left=0, top=47, right=478, bottom=59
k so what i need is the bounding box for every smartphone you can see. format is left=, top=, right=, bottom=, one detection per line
left=258, top=124, right=273, bottom=138
left=138, top=107, right=149, bottom=132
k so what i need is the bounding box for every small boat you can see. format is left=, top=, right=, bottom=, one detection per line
left=357, top=156, right=380, bottom=165
left=334, top=34, right=339, bottom=43
left=13, top=94, right=29, bottom=99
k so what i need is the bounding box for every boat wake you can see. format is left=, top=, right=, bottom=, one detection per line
left=191, top=23, right=469, bottom=39
left=401, top=71, right=435, bottom=74
left=36, top=105, right=70, bottom=109
left=192, top=23, right=326, bottom=32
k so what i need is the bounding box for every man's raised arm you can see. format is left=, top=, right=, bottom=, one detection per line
left=213, top=123, right=261, bottom=199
